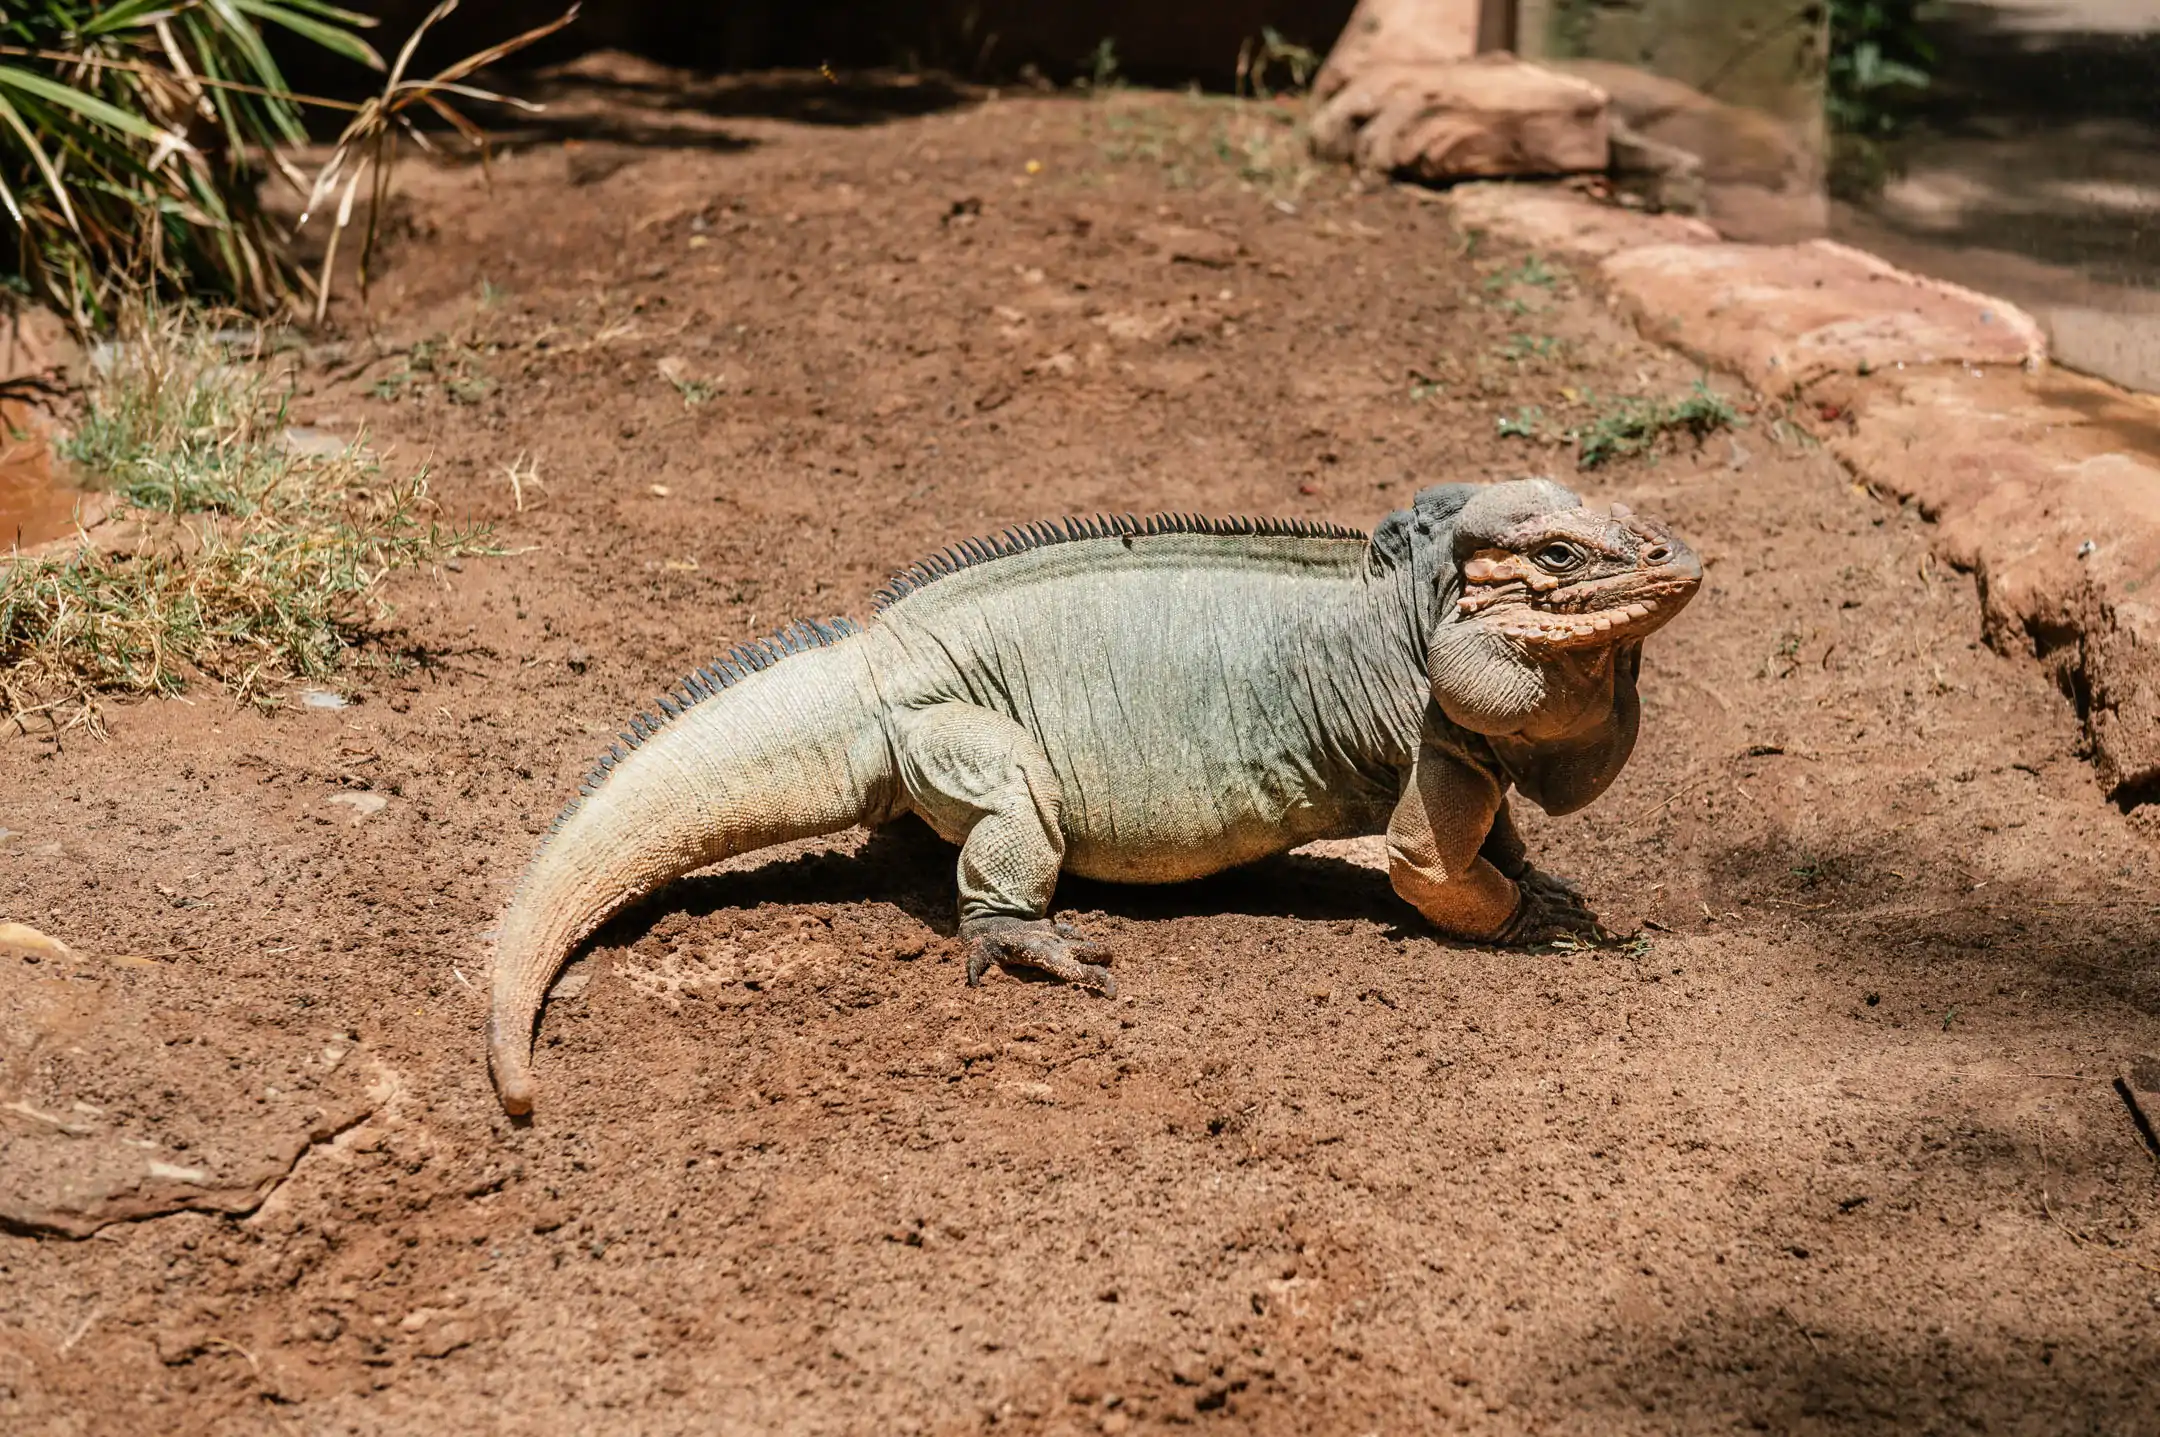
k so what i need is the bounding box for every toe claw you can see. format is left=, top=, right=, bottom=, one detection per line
left=962, top=917, right=1117, bottom=995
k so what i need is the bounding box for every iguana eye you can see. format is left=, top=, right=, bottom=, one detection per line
left=1534, top=542, right=1583, bottom=572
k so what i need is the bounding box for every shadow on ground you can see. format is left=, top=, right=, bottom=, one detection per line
left=1702, top=824, right=2160, bottom=1017
left=463, top=63, right=983, bottom=155
left=1531, top=1302, right=2160, bottom=1432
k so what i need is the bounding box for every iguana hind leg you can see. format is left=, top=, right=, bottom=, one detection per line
left=965, top=916, right=1116, bottom=997
left=892, top=702, right=1114, bottom=996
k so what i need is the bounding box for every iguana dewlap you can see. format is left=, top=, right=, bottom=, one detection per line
left=488, top=480, right=1701, bottom=1114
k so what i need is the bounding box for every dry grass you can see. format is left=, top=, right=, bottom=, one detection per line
left=0, top=311, right=492, bottom=730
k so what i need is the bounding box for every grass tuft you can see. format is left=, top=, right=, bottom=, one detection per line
left=1575, top=382, right=1742, bottom=469
left=1, top=311, right=492, bottom=729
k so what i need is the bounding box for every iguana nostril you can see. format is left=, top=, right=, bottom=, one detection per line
left=1645, top=546, right=1670, bottom=563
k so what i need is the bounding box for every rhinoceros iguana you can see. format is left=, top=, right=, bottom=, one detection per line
left=487, top=479, right=1702, bottom=1114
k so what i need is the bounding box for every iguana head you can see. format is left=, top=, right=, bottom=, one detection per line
left=1419, top=478, right=1701, bottom=745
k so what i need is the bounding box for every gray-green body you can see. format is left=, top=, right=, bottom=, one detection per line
left=874, top=529, right=1423, bottom=878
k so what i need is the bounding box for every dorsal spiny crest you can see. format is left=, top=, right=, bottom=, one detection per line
left=869, top=509, right=1368, bottom=614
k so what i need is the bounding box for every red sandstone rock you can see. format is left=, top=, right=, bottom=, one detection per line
left=1311, top=54, right=1610, bottom=182
left=1820, top=367, right=2160, bottom=793
left=1441, top=182, right=1719, bottom=258
left=1600, top=238, right=2045, bottom=393
left=1312, top=0, right=1483, bottom=104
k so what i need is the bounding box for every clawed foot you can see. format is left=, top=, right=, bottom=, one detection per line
left=1498, top=866, right=1614, bottom=946
left=963, top=916, right=1117, bottom=998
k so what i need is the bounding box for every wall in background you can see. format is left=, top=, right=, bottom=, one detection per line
left=289, top=2, right=1356, bottom=91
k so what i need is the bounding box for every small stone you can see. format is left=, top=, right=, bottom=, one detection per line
left=417, top=1318, right=478, bottom=1358
left=280, top=427, right=352, bottom=459
left=1311, top=55, right=1609, bottom=182
left=300, top=689, right=349, bottom=710
left=1442, top=184, right=1720, bottom=262
left=0, top=922, right=72, bottom=963
left=145, top=1160, right=213, bottom=1185
left=327, top=792, right=388, bottom=821
left=1136, top=223, right=1239, bottom=268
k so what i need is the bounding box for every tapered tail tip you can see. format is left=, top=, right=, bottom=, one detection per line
left=488, top=1021, right=537, bottom=1116
left=495, top=1070, right=534, bottom=1116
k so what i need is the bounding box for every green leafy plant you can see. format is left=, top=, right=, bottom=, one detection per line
left=0, top=0, right=383, bottom=324
left=0, top=1, right=574, bottom=326
left=1827, top=0, right=1937, bottom=198
left=1497, top=407, right=1546, bottom=439
left=1078, top=37, right=1120, bottom=92
left=1827, top=0, right=1935, bottom=133
left=1492, top=382, right=1742, bottom=469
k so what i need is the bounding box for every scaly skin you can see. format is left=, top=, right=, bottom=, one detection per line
left=486, top=481, right=1701, bottom=1115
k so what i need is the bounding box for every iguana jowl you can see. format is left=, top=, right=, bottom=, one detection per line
left=488, top=480, right=1701, bottom=1114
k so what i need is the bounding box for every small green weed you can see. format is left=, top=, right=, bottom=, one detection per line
left=1497, top=407, right=1547, bottom=439
left=1079, top=38, right=1122, bottom=92
left=1575, top=382, right=1742, bottom=470
left=1484, top=254, right=1564, bottom=292
left=3, top=312, right=492, bottom=727
left=369, top=336, right=495, bottom=405
left=1497, top=333, right=1565, bottom=363
left=1092, top=94, right=1317, bottom=202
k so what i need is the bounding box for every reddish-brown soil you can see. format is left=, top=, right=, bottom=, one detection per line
left=4, top=73, right=2158, bottom=1435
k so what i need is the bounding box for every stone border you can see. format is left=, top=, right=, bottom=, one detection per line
left=1434, top=181, right=2160, bottom=799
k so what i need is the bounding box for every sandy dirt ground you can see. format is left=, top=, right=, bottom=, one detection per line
left=3, top=71, right=2158, bottom=1436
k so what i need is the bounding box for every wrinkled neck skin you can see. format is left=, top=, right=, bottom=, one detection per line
left=1426, top=619, right=1622, bottom=741
left=1424, top=614, right=1644, bottom=815
left=1286, top=550, right=1442, bottom=769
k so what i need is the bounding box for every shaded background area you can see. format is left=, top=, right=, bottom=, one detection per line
left=282, top=1, right=1359, bottom=91
left=281, top=0, right=2160, bottom=389
left=1829, top=0, right=2160, bottom=391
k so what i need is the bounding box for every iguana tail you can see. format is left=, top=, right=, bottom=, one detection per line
left=487, top=619, right=891, bottom=1115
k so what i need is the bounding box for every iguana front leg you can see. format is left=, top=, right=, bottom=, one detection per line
left=1387, top=751, right=1603, bottom=945
left=891, top=702, right=1115, bottom=996
left=1478, top=798, right=1602, bottom=938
